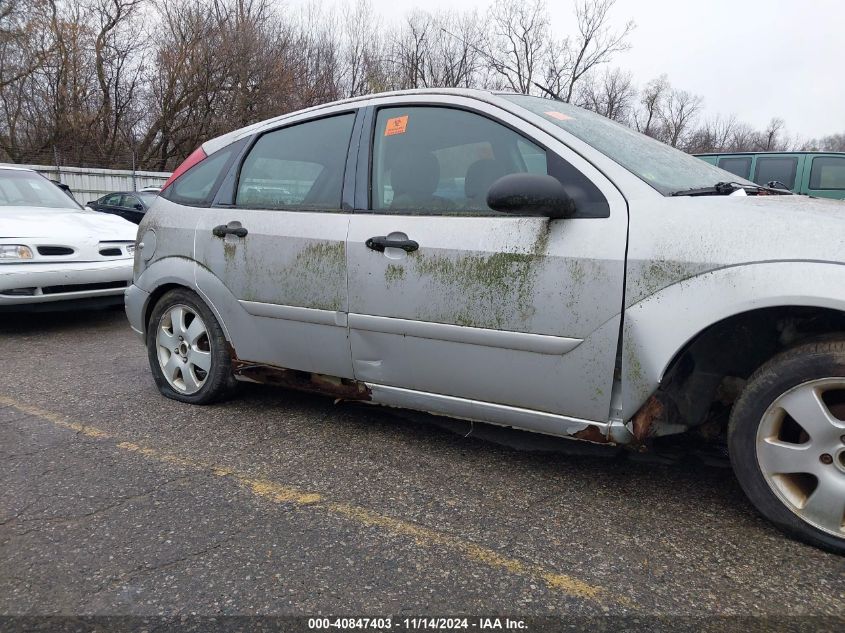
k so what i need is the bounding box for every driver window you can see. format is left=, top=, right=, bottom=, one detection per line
left=371, top=106, right=608, bottom=218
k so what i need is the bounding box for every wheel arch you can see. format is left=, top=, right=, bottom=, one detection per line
left=135, top=256, right=236, bottom=345
left=144, top=283, right=191, bottom=333
left=621, top=261, right=845, bottom=432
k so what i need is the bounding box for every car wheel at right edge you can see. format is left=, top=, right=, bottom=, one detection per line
left=729, top=339, right=845, bottom=554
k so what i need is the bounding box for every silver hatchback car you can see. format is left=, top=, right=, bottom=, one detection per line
left=126, top=89, right=845, bottom=553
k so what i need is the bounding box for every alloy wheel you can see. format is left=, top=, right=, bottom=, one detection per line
left=756, top=378, right=845, bottom=537
left=155, top=304, right=212, bottom=395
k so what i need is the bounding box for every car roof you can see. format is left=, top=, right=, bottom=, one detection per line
left=203, top=88, right=504, bottom=155
left=695, top=151, right=845, bottom=156
left=0, top=164, right=36, bottom=173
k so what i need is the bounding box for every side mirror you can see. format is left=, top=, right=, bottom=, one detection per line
left=134, top=204, right=144, bottom=211
left=486, top=173, right=575, bottom=220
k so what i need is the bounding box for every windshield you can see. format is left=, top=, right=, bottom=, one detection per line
left=503, top=94, right=752, bottom=196
left=0, top=169, right=82, bottom=209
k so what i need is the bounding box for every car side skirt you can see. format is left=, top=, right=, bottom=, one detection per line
left=365, top=383, right=625, bottom=445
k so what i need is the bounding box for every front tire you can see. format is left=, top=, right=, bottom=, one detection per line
left=729, top=339, right=845, bottom=554
left=146, top=288, right=237, bottom=404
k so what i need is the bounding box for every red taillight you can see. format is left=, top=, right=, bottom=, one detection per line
left=160, top=146, right=207, bottom=192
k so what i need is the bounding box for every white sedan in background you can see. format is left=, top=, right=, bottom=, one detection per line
left=0, top=165, right=137, bottom=311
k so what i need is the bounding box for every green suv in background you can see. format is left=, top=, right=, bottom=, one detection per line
left=695, top=152, right=845, bottom=200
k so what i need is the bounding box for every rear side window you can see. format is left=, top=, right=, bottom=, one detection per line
left=164, top=145, right=239, bottom=206
left=754, top=156, right=798, bottom=189
left=809, top=156, right=845, bottom=190
left=718, top=156, right=752, bottom=180
left=371, top=106, right=607, bottom=218
left=236, top=113, right=355, bottom=210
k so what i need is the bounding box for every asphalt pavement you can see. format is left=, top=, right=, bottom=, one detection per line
left=1, top=309, right=843, bottom=627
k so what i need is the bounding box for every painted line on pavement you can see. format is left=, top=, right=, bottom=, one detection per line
left=0, top=395, right=632, bottom=608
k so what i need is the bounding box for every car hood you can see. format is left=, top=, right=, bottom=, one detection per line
left=0, top=207, right=137, bottom=241
left=626, top=193, right=845, bottom=305
left=662, top=194, right=845, bottom=265
left=703, top=194, right=845, bottom=263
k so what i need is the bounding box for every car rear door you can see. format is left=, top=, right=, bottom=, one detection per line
left=194, top=109, right=359, bottom=379
left=346, top=97, right=628, bottom=422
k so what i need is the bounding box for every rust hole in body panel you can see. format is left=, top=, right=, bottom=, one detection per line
left=631, top=395, right=665, bottom=443
left=571, top=425, right=612, bottom=444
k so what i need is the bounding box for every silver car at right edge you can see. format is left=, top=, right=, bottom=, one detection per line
left=125, top=89, right=845, bottom=553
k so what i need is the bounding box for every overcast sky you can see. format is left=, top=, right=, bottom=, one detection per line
left=313, top=0, right=844, bottom=140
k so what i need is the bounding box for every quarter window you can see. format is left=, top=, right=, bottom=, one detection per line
left=165, top=144, right=239, bottom=206
left=809, top=156, right=845, bottom=190
left=236, top=113, right=355, bottom=210
left=718, top=156, right=752, bottom=180
left=371, top=106, right=607, bottom=218
left=754, top=156, right=798, bottom=189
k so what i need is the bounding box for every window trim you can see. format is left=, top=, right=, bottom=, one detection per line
left=362, top=102, right=608, bottom=219
left=228, top=110, right=359, bottom=213
left=809, top=155, right=845, bottom=191
left=753, top=155, right=799, bottom=190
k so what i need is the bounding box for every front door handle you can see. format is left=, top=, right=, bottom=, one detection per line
left=365, top=235, right=419, bottom=253
left=212, top=223, right=248, bottom=238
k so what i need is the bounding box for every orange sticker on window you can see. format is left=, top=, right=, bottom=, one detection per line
left=384, top=115, right=409, bottom=136
left=544, top=111, right=573, bottom=121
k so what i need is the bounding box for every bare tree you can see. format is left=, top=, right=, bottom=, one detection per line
left=0, top=0, right=53, bottom=90
left=683, top=114, right=738, bottom=154
left=391, top=10, right=432, bottom=89
left=754, top=117, right=786, bottom=151
left=0, top=0, right=54, bottom=162
left=486, top=0, right=549, bottom=94
left=576, top=66, right=634, bottom=122
left=544, top=0, right=633, bottom=102
left=2, top=0, right=836, bottom=172
left=660, top=87, right=702, bottom=148
left=90, top=0, right=146, bottom=161
left=806, top=132, right=845, bottom=152
left=343, top=0, right=384, bottom=97
left=632, top=74, right=668, bottom=138
left=428, top=10, right=489, bottom=89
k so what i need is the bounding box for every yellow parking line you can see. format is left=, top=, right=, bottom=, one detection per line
left=0, top=395, right=630, bottom=607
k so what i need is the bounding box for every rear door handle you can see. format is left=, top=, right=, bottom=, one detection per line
left=212, top=223, right=248, bottom=238
left=365, top=236, right=419, bottom=253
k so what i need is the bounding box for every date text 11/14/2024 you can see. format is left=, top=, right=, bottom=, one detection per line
left=307, top=617, right=528, bottom=630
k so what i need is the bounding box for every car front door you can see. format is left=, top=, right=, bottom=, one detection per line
left=346, top=99, right=628, bottom=423
left=194, top=110, right=358, bottom=379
